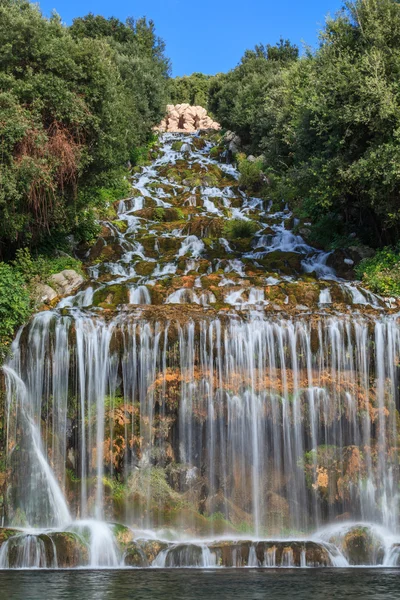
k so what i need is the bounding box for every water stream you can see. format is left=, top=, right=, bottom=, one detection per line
left=1, top=132, right=400, bottom=568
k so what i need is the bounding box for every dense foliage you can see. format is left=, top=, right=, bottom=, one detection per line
left=0, top=1, right=169, bottom=258
left=356, top=247, right=400, bottom=296
left=0, top=249, right=82, bottom=358
left=209, top=40, right=298, bottom=149
left=209, top=1, right=400, bottom=251
left=0, top=1, right=170, bottom=355
left=168, top=72, right=213, bottom=107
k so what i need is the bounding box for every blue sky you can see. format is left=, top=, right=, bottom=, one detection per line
left=38, top=0, right=344, bottom=76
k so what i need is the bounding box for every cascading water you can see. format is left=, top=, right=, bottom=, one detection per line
left=1, top=131, right=400, bottom=569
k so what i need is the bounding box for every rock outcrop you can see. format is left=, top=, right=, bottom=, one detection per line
left=156, top=104, right=220, bottom=133
left=49, top=269, right=85, bottom=296
left=31, top=269, right=85, bottom=307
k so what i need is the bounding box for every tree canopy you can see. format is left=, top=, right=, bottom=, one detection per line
left=209, top=1, right=400, bottom=248
left=0, top=1, right=169, bottom=258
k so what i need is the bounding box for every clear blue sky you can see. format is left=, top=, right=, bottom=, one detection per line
left=37, top=0, right=344, bottom=76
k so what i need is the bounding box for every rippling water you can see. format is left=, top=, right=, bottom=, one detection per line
left=1, top=569, right=400, bottom=600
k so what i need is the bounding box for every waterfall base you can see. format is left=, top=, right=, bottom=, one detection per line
left=0, top=522, right=399, bottom=569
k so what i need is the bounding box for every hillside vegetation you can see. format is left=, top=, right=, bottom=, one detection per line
left=204, top=0, right=400, bottom=291
left=0, top=0, right=169, bottom=354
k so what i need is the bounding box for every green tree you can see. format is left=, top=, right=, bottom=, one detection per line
left=0, top=0, right=169, bottom=257
left=168, top=72, right=214, bottom=107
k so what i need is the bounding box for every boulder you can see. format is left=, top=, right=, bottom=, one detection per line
left=49, top=269, right=85, bottom=296
left=156, top=105, right=221, bottom=133
left=340, top=526, right=385, bottom=565
left=33, top=283, right=58, bottom=304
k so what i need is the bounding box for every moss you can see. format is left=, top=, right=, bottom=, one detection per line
left=93, top=284, right=130, bottom=307
left=135, top=261, right=155, bottom=277
left=124, top=542, right=150, bottom=567
left=210, top=145, right=224, bottom=159
left=112, top=220, right=128, bottom=233
left=50, top=532, right=89, bottom=568
left=171, top=141, right=183, bottom=152
left=154, top=207, right=166, bottom=222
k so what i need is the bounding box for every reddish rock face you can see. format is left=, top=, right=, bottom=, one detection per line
left=155, top=104, right=221, bottom=133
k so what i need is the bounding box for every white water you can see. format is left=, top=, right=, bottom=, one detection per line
left=1, top=132, right=400, bottom=569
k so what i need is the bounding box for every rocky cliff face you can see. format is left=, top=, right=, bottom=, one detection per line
left=156, top=104, right=221, bottom=133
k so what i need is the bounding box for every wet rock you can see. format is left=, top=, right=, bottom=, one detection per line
left=163, top=543, right=205, bottom=567
left=0, top=531, right=87, bottom=568
left=206, top=540, right=332, bottom=567
left=124, top=541, right=149, bottom=567
left=340, top=526, right=385, bottom=565
left=327, top=246, right=374, bottom=279
left=138, top=540, right=168, bottom=564
left=49, top=532, right=89, bottom=567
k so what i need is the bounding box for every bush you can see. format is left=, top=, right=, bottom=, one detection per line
left=0, top=263, right=31, bottom=359
left=12, top=248, right=83, bottom=282
left=223, top=219, right=259, bottom=239
left=355, top=247, right=400, bottom=296
left=0, top=2, right=169, bottom=257
left=238, top=157, right=265, bottom=194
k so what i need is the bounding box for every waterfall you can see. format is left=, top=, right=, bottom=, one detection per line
left=3, top=366, right=71, bottom=528
left=1, top=131, right=400, bottom=568
left=4, top=312, right=400, bottom=534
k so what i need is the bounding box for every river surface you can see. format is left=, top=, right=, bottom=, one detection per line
left=0, top=569, right=399, bottom=600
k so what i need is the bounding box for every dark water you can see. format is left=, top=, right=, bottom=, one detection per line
left=0, top=569, right=399, bottom=600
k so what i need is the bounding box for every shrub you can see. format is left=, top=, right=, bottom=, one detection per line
left=238, top=157, right=265, bottom=194
left=12, top=248, right=84, bottom=282
left=355, top=247, right=400, bottom=296
left=0, top=263, right=31, bottom=359
left=223, top=219, right=259, bottom=240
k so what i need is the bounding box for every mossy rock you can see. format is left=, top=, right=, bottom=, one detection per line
left=257, top=251, right=302, bottom=276
left=210, top=145, right=225, bottom=159
left=135, top=261, right=155, bottom=277
left=192, top=137, right=207, bottom=150
left=112, top=220, right=128, bottom=233
left=0, top=528, right=21, bottom=545
left=49, top=532, right=89, bottom=568
left=230, top=238, right=254, bottom=253
left=93, top=284, right=130, bottom=307
left=124, top=541, right=150, bottom=567
left=341, top=527, right=385, bottom=565
left=171, top=141, right=183, bottom=152
left=138, top=540, right=168, bottom=564
left=97, top=244, right=125, bottom=263
left=111, top=523, right=134, bottom=550
left=139, top=236, right=159, bottom=258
